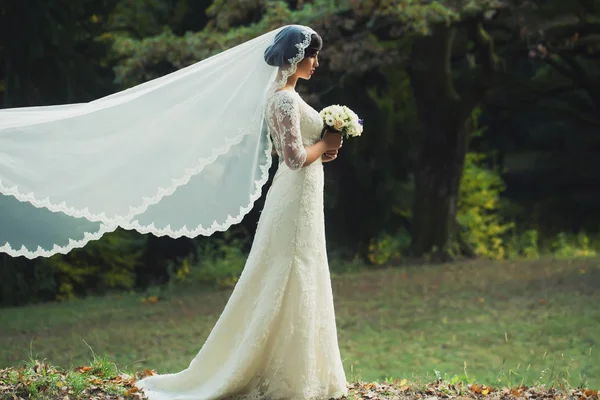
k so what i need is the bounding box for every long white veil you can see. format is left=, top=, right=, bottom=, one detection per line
left=0, top=25, right=316, bottom=258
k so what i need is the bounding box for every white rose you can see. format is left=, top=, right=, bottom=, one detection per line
left=334, top=118, right=344, bottom=130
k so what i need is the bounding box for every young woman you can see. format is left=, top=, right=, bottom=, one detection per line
left=134, top=25, right=349, bottom=400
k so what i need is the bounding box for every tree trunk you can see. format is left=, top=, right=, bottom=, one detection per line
left=407, top=23, right=484, bottom=260
left=410, top=122, right=470, bottom=260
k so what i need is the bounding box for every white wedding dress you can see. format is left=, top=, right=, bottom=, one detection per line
left=136, top=89, right=348, bottom=400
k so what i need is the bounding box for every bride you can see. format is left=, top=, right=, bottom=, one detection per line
left=0, top=24, right=348, bottom=400
left=135, top=25, right=349, bottom=400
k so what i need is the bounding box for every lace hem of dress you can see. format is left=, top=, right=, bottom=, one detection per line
left=227, top=388, right=349, bottom=400
left=137, top=382, right=349, bottom=400
left=0, top=124, right=273, bottom=259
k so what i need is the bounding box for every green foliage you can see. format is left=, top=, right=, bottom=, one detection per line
left=206, top=0, right=265, bottom=30
left=367, top=230, right=411, bottom=265
left=170, top=234, right=248, bottom=290
left=0, top=257, right=49, bottom=306
left=328, top=255, right=366, bottom=275
left=111, top=0, right=348, bottom=86
left=366, top=0, right=505, bottom=35
left=0, top=230, right=145, bottom=305
left=1, top=0, right=121, bottom=107
left=1, top=358, right=139, bottom=399
left=38, top=229, right=145, bottom=301
left=366, top=67, right=420, bottom=152
left=506, top=229, right=540, bottom=260
left=108, top=0, right=175, bottom=38
left=455, top=108, right=513, bottom=260
left=551, top=232, right=598, bottom=258
left=458, top=137, right=599, bottom=261
left=4, top=355, right=598, bottom=399
left=504, top=230, right=599, bottom=260
left=457, top=151, right=513, bottom=260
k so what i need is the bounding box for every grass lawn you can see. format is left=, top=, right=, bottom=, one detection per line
left=1, top=257, right=599, bottom=391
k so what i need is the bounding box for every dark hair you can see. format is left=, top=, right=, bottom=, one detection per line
left=264, top=33, right=322, bottom=67
left=304, top=33, right=323, bottom=58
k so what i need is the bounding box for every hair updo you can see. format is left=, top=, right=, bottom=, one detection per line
left=304, top=34, right=322, bottom=58
left=264, top=32, right=322, bottom=67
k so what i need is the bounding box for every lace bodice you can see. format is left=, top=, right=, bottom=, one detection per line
left=266, top=90, right=324, bottom=170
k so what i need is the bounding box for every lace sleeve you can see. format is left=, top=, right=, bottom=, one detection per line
left=271, top=92, right=307, bottom=170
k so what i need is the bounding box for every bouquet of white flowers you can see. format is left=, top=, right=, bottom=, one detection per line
left=319, top=105, right=363, bottom=138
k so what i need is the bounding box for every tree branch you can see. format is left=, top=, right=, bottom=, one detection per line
left=104, top=25, right=144, bottom=39
left=541, top=48, right=600, bottom=107
left=579, top=0, right=597, bottom=14
left=556, top=52, right=589, bottom=80
left=487, top=100, right=600, bottom=128
left=539, top=103, right=600, bottom=128
left=462, top=17, right=500, bottom=119
left=539, top=54, right=578, bottom=81
left=471, top=21, right=497, bottom=80
left=489, top=72, right=579, bottom=101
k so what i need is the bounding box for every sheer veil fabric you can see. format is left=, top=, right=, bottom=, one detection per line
left=1, top=24, right=351, bottom=400
left=0, top=25, right=313, bottom=258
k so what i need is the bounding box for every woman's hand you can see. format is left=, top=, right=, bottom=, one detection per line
left=304, top=131, right=342, bottom=167
left=322, top=130, right=343, bottom=151
left=322, top=149, right=338, bottom=162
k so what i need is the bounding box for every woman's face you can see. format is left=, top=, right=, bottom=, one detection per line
left=296, top=51, right=320, bottom=80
